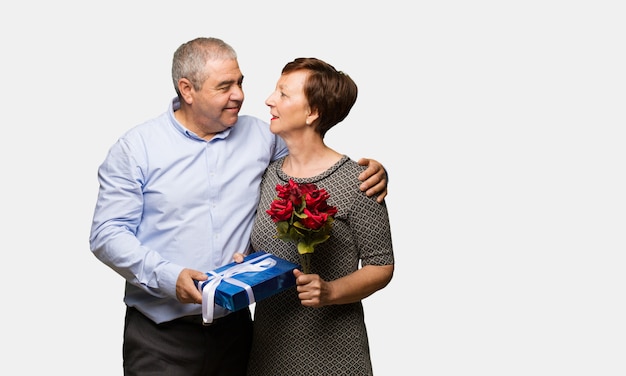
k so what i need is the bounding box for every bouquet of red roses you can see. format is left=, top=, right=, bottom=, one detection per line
left=266, top=179, right=338, bottom=273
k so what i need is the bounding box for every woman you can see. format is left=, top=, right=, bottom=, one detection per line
left=246, top=58, right=395, bottom=375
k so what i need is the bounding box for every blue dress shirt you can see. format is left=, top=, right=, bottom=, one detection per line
left=89, top=98, right=288, bottom=323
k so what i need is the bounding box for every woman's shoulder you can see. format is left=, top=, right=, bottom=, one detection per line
left=322, top=156, right=366, bottom=188
left=336, top=155, right=366, bottom=174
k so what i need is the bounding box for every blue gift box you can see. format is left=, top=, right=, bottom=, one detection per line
left=197, top=251, right=298, bottom=323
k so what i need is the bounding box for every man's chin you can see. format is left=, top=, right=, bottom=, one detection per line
left=222, top=114, right=239, bottom=127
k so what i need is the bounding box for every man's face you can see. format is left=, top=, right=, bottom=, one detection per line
left=192, top=58, right=245, bottom=135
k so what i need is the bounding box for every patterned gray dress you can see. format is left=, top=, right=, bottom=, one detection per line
left=247, top=155, right=394, bottom=376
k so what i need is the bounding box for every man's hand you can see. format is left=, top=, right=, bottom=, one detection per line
left=176, top=268, right=208, bottom=304
left=358, top=158, right=388, bottom=203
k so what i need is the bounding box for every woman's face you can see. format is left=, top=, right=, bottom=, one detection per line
left=265, top=70, right=313, bottom=134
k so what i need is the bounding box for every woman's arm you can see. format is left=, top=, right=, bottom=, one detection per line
left=293, top=264, right=394, bottom=308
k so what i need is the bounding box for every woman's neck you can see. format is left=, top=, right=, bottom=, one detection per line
left=282, top=144, right=342, bottom=178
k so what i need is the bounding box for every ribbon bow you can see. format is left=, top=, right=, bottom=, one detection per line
left=198, top=253, right=276, bottom=324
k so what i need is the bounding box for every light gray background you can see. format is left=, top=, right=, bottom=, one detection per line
left=1, top=1, right=624, bottom=375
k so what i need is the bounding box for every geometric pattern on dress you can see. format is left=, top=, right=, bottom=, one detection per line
left=247, top=155, right=394, bottom=376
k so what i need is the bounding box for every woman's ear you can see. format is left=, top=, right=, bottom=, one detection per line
left=305, top=109, right=319, bottom=125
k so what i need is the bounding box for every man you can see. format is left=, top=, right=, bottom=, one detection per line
left=89, top=37, right=387, bottom=376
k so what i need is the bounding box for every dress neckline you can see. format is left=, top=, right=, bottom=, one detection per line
left=274, top=155, right=350, bottom=184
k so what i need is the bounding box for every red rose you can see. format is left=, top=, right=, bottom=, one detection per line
left=298, top=183, right=320, bottom=195
left=304, top=189, right=337, bottom=216
left=275, top=180, right=304, bottom=207
left=300, top=208, right=330, bottom=230
left=266, top=198, right=294, bottom=222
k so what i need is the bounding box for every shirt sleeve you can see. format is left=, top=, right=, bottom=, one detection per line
left=89, top=137, right=182, bottom=299
left=273, top=135, right=289, bottom=161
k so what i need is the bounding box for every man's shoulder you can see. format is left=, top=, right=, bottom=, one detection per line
left=231, top=115, right=274, bottom=141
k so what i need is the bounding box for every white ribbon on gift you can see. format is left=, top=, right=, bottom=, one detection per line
left=198, top=253, right=276, bottom=324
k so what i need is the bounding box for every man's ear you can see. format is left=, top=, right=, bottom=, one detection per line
left=178, top=78, right=194, bottom=104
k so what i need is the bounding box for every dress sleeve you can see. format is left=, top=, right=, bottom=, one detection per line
left=349, top=182, right=395, bottom=267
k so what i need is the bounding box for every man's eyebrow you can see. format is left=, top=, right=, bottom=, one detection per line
left=216, top=75, right=244, bottom=87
